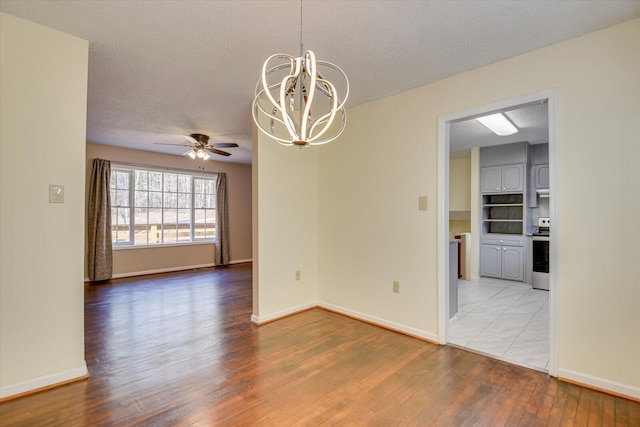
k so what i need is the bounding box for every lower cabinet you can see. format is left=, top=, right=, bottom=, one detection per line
left=480, top=244, right=524, bottom=282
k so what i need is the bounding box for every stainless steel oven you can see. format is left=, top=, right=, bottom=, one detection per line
left=532, top=217, right=550, bottom=290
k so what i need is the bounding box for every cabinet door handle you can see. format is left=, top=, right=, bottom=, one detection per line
left=503, top=248, right=507, bottom=251
left=496, top=187, right=500, bottom=191
left=496, top=247, right=500, bottom=250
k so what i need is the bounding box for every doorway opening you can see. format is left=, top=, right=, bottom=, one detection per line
left=436, top=89, right=558, bottom=376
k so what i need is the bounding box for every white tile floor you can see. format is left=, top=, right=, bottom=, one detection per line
left=448, top=277, right=549, bottom=372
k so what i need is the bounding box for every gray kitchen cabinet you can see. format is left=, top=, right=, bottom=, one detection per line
left=534, top=164, right=549, bottom=189
left=480, top=243, right=524, bottom=281
left=502, top=246, right=524, bottom=281
left=480, top=244, right=502, bottom=278
left=480, top=164, right=524, bottom=193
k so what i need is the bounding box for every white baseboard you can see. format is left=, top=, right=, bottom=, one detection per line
left=318, top=301, right=439, bottom=344
left=558, top=368, right=640, bottom=401
left=0, top=362, right=88, bottom=400
left=251, top=302, right=317, bottom=325
left=85, top=259, right=253, bottom=281
left=110, top=263, right=217, bottom=279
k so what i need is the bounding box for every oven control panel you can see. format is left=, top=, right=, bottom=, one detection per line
left=538, top=217, right=550, bottom=227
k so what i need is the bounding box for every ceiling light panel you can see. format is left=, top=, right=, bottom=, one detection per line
left=476, top=113, right=518, bottom=136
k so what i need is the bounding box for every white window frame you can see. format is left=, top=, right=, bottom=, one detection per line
left=110, top=164, right=218, bottom=248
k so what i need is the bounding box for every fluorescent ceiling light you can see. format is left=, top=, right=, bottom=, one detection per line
left=476, top=113, right=518, bottom=136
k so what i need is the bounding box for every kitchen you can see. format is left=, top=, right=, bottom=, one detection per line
left=446, top=100, right=552, bottom=372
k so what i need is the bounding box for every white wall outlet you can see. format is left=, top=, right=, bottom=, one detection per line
left=295, top=270, right=301, bottom=281
left=393, top=281, right=400, bottom=293
left=418, top=196, right=428, bottom=211
left=49, top=184, right=64, bottom=203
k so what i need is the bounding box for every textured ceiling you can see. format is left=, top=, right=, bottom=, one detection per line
left=2, top=1, right=639, bottom=164
left=450, top=102, right=549, bottom=158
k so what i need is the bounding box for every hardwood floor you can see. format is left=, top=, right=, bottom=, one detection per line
left=1, top=263, right=638, bottom=426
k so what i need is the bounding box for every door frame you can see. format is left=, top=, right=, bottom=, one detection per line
left=436, top=89, right=559, bottom=377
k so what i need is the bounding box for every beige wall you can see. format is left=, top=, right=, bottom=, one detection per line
left=314, top=19, right=639, bottom=393
left=252, top=134, right=318, bottom=321
left=449, top=157, right=471, bottom=212
left=1, top=13, right=88, bottom=397
left=86, top=143, right=252, bottom=277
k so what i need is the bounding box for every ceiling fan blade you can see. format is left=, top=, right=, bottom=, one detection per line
left=212, top=142, right=239, bottom=149
left=154, top=142, right=193, bottom=147
left=184, top=135, right=198, bottom=144
left=207, top=148, right=232, bottom=157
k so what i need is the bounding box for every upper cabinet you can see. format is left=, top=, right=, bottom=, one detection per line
left=480, top=164, right=524, bottom=193
left=534, top=164, right=549, bottom=189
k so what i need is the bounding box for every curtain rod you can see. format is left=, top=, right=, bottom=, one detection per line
left=105, top=159, right=224, bottom=177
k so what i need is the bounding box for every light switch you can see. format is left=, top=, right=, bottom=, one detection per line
left=418, top=196, right=428, bottom=211
left=49, top=185, right=64, bottom=203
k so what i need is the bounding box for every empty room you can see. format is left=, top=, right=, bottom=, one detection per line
left=1, top=1, right=639, bottom=425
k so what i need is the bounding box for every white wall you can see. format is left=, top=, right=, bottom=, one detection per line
left=0, top=13, right=89, bottom=398
left=313, top=19, right=640, bottom=395
left=252, top=133, right=319, bottom=322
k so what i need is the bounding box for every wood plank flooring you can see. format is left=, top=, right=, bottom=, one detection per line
left=1, top=263, right=638, bottom=426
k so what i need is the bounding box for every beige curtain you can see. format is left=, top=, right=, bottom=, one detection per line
left=88, top=159, right=113, bottom=281
left=214, top=173, right=230, bottom=266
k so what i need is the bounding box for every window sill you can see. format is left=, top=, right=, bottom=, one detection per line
left=112, top=241, right=215, bottom=251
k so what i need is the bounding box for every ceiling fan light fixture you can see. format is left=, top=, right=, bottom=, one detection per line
left=185, top=149, right=197, bottom=159
left=202, top=152, right=211, bottom=161
left=476, top=113, right=518, bottom=136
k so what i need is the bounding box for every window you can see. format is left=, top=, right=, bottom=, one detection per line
left=110, top=165, right=217, bottom=247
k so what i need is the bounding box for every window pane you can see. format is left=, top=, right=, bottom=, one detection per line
left=135, top=191, right=148, bottom=207
left=135, top=171, right=148, bottom=190
left=194, top=179, right=204, bottom=194
left=133, top=224, right=148, bottom=245
left=149, top=172, right=162, bottom=191
left=205, top=209, right=216, bottom=226
left=149, top=207, right=162, bottom=226
left=177, top=208, right=191, bottom=242
left=194, top=193, right=204, bottom=209
left=116, top=190, right=129, bottom=207
left=178, top=175, right=191, bottom=193
left=148, top=208, right=162, bottom=244
left=149, top=191, right=162, bottom=208
left=110, top=172, right=117, bottom=189
left=164, top=193, right=177, bottom=208
left=135, top=208, right=148, bottom=224
left=177, top=193, right=191, bottom=209
left=194, top=209, right=206, bottom=239
left=114, top=208, right=130, bottom=243
left=163, top=208, right=177, bottom=242
left=164, top=174, right=177, bottom=192
left=116, top=171, right=129, bottom=189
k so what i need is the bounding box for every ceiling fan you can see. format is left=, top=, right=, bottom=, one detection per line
left=155, top=133, right=239, bottom=159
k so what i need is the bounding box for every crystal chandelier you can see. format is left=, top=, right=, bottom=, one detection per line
left=252, top=3, right=349, bottom=147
